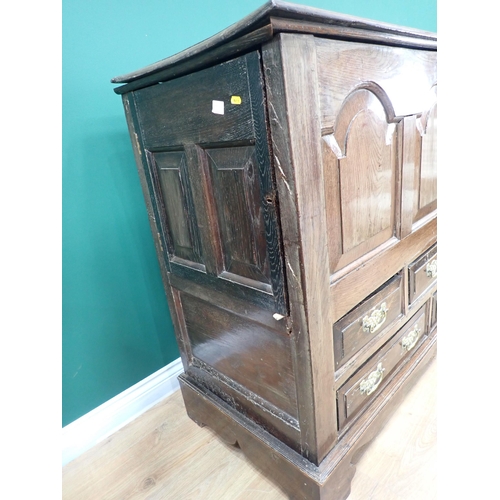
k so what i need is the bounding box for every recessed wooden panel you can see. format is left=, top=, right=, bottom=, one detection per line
left=323, top=89, right=398, bottom=273
left=151, top=150, right=203, bottom=265
left=315, top=38, right=437, bottom=125
left=133, top=56, right=255, bottom=149
left=420, top=101, right=437, bottom=208
left=179, top=292, right=298, bottom=417
left=206, top=145, right=272, bottom=286
left=401, top=87, right=437, bottom=235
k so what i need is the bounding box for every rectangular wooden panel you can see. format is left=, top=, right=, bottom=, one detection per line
left=337, top=305, right=428, bottom=430
left=329, top=217, right=437, bottom=323
left=419, top=98, right=438, bottom=208
left=179, top=292, right=298, bottom=418
left=151, top=150, right=203, bottom=265
left=133, top=56, right=255, bottom=148
left=205, top=145, right=272, bottom=287
left=401, top=104, right=437, bottom=236
left=333, top=273, right=403, bottom=370
left=315, top=38, right=437, bottom=125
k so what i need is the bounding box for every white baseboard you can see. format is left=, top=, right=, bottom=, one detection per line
left=62, top=357, right=183, bottom=466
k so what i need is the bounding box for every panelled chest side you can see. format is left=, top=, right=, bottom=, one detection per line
left=113, top=2, right=437, bottom=498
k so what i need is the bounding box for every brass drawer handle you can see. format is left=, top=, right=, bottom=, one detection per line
left=362, top=302, right=388, bottom=334
left=426, top=259, right=437, bottom=278
left=401, top=325, right=421, bottom=352
left=360, top=362, right=385, bottom=396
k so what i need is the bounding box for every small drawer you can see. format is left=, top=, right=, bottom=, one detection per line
left=337, top=306, right=427, bottom=431
left=408, top=244, right=437, bottom=305
left=333, top=273, right=404, bottom=370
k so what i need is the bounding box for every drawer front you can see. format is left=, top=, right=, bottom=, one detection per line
left=408, top=244, right=437, bottom=304
left=337, top=305, right=428, bottom=430
left=334, top=273, right=404, bottom=370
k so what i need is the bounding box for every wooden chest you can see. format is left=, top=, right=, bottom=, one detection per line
left=113, top=2, right=437, bottom=498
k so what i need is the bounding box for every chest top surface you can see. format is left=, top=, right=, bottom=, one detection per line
left=111, top=0, right=436, bottom=94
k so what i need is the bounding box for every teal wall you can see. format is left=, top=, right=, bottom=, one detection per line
left=62, top=0, right=436, bottom=427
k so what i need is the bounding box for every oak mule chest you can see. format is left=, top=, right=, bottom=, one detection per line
left=112, top=2, right=437, bottom=498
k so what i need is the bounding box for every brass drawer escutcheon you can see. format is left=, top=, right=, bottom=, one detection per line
left=359, top=362, right=385, bottom=396
left=401, top=325, right=421, bottom=352
left=426, top=259, right=437, bottom=278
left=362, top=302, right=388, bottom=334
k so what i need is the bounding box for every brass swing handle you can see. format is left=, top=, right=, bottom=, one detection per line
left=360, top=362, right=385, bottom=396
left=362, top=303, right=388, bottom=334
left=426, top=259, right=437, bottom=278
left=401, top=325, right=421, bottom=352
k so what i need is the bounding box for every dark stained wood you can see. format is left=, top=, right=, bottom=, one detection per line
left=246, top=51, right=288, bottom=315
left=115, top=6, right=437, bottom=498
left=337, top=304, right=428, bottom=431
left=206, top=145, right=272, bottom=285
left=182, top=143, right=223, bottom=276
left=179, top=292, right=298, bottom=417
left=113, top=25, right=275, bottom=95
left=262, top=33, right=337, bottom=465
left=330, top=217, right=437, bottom=324
left=270, top=16, right=438, bottom=50
left=149, top=150, right=204, bottom=265
left=133, top=57, right=255, bottom=149
left=186, top=361, right=302, bottom=452
left=333, top=272, right=404, bottom=370
left=333, top=282, right=436, bottom=388
left=315, top=38, right=437, bottom=124
left=179, top=328, right=437, bottom=500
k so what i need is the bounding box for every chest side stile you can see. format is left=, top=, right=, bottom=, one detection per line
left=262, top=33, right=337, bottom=465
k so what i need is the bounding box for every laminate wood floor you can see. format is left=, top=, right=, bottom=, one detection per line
left=62, top=358, right=437, bottom=499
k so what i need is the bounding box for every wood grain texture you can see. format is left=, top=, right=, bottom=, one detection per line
left=323, top=88, right=399, bottom=273
left=333, top=272, right=404, bottom=370
left=338, top=305, right=428, bottom=431
left=206, top=145, right=271, bottom=285
left=279, top=33, right=336, bottom=464
left=180, top=291, right=298, bottom=417
left=330, top=218, right=437, bottom=324
left=408, top=244, right=437, bottom=306
left=134, top=56, right=255, bottom=149
left=150, top=150, right=204, bottom=265
left=262, top=33, right=336, bottom=465
left=315, top=38, right=437, bottom=125
left=62, top=357, right=436, bottom=500
left=114, top=10, right=438, bottom=497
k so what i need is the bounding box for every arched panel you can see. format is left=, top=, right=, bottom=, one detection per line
left=323, top=89, right=400, bottom=276
left=401, top=84, right=437, bottom=235
left=419, top=88, right=437, bottom=209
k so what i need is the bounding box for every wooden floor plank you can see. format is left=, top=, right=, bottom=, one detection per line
left=62, top=358, right=436, bottom=499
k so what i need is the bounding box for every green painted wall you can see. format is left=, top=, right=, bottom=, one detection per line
left=62, top=0, right=436, bottom=427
